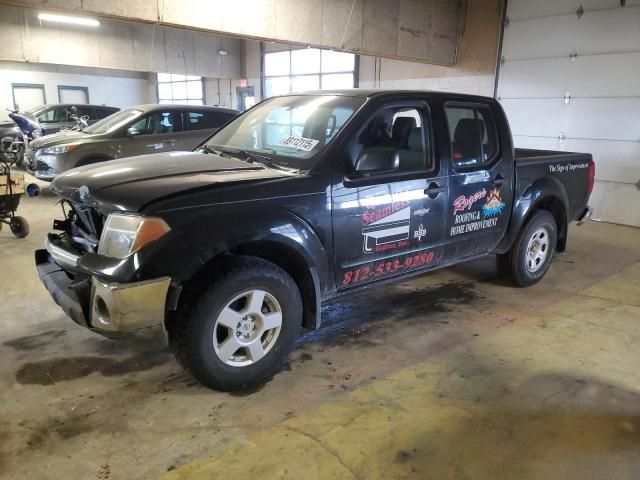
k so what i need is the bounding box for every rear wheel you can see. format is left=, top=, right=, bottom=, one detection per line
left=499, top=210, right=557, bottom=287
left=172, top=256, right=302, bottom=391
left=10, top=216, right=29, bottom=238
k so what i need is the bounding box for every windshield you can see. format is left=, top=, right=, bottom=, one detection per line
left=206, top=95, right=365, bottom=168
left=84, top=108, right=142, bottom=134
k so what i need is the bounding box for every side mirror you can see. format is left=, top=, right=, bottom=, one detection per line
left=355, top=147, right=399, bottom=173
left=126, top=127, right=140, bottom=137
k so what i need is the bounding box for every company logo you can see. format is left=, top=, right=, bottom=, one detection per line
left=453, top=189, right=487, bottom=214
left=414, top=224, right=427, bottom=241
left=482, top=188, right=505, bottom=217
left=413, top=207, right=430, bottom=217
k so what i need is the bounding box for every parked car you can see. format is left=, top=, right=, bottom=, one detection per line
left=1, top=104, right=120, bottom=165
left=36, top=90, right=594, bottom=391
left=25, top=104, right=240, bottom=180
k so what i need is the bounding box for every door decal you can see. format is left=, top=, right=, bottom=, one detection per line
left=482, top=188, right=505, bottom=216
left=450, top=186, right=506, bottom=237
left=362, top=205, right=411, bottom=253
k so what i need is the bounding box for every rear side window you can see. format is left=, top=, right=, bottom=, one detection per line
left=445, top=104, right=498, bottom=168
left=185, top=111, right=233, bottom=130
left=94, top=107, right=117, bottom=119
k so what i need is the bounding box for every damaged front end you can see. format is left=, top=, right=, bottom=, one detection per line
left=35, top=192, right=171, bottom=345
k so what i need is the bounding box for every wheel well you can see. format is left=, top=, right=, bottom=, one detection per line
left=170, top=242, right=319, bottom=333
left=77, top=155, right=110, bottom=167
left=532, top=197, right=567, bottom=252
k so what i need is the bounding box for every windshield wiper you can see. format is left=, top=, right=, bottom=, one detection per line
left=230, top=149, right=297, bottom=171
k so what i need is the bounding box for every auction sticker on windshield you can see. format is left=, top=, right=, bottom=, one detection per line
left=278, top=135, right=319, bottom=152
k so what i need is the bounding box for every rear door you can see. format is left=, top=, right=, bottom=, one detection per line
left=332, top=100, right=450, bottom=289
left=443, top=102, right=514, bottom=258
left=178, top=109, right=236, bottom=150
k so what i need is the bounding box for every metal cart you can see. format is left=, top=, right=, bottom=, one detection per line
left=0, top=160, right=29, bottom=238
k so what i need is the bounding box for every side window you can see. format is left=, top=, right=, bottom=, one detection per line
left=36, top=109, right=55, bottom=123
left=185, top=111, right=228, bottom=130
left=350, top=106, right=431, bottom=173
left=75, top=106, right=93, bottom=118
left=129, top=111, right=181, bottom=135
left=445, top=104, right=498, bottom=169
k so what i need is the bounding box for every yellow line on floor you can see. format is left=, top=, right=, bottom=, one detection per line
left=162, top=262, right=640, bottom=480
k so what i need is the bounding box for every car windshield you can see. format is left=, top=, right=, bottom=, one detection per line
left=205, top=94, right=365, bottom=169
left=83, top=108, right=142, bottom=134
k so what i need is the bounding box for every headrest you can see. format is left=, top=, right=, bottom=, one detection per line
left=408, top=128, right=423, bottom=151
left=392, top=117, right=416, bottom=139
left=454, top=118, right=484, bottom=144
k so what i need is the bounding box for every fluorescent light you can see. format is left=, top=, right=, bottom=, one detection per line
left=37, top=12, right=100, bottom=27
left=217, top=49, right=229, bottom=56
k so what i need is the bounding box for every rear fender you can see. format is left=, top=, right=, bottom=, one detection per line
left=495, top=177, right=569, bottom=254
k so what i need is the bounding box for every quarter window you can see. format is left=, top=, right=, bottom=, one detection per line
left=445, top=105, right=498, bottom=168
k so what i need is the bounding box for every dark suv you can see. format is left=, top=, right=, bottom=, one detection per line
left=0, top=104, right=119, bottom=141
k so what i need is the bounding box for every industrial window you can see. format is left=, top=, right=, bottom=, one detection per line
left=157, top=73, right=204, bottom=105
left=264, top=48, right=356, bottom=98
left=445, top=105, right=498, bottom=169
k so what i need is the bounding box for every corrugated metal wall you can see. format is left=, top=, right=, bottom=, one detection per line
left=497, top=0, right=640, bottom=227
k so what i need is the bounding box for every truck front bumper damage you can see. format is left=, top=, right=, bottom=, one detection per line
left=35, top=239, right=171, bottom=346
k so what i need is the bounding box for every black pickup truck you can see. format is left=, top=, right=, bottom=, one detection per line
left=36, top=90, right=594, bottom=391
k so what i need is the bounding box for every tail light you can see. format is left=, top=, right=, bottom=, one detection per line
left=587, top=159, right=595, bottom=194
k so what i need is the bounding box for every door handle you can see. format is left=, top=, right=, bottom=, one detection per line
left=493, top=175, right=506, bottom=186
left=424, top=182, right=446, bottom=199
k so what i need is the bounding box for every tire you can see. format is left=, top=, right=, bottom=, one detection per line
left=172, top=256, right=303, bottom=391
left=501, top=210, right=557, bottom=287
left=10, top=216, right=29, bottom=238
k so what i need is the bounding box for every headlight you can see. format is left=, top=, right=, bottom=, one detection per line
left=98, top=214, right=171, bottom=259
left=39, top=144, right=78, bottom=155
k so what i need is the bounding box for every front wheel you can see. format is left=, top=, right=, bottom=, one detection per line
left=172, top=256, right=302, bottom=391
left=498, top=210, right=557, bottom=287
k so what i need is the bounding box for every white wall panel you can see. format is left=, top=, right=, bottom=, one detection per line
left=498, top=53, right=640, bottom=98
left=0, top=61, right=149, bottom=121
left=498, top=1, right=640, bottom=226
left=503, top=6, right=640, bottom=60
left=589, top=181, right=640, bottom=225
left=507, top=0, right=640, bottom=21
left=504, top=98, right=640, bottom=142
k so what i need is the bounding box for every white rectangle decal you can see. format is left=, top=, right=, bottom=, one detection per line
left=278, top=135, right=319, bottom=152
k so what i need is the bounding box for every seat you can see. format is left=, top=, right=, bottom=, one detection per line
left=390, top=117, right=416, bottom=149
left=398, top=128, right=425, bottom=170
left=452, top=118, right=484, bottom=166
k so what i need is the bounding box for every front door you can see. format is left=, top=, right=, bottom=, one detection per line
left=443, top=102, right=514, bottom=258
left=114, top=109, right=183, bottom=158
left=332, top=102, right=449, bottom=289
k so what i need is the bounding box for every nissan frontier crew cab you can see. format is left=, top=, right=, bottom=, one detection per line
left=36, top=90, right=595, bottom=391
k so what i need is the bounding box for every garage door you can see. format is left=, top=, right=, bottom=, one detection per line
left=496, top=0, right=640, bottom=227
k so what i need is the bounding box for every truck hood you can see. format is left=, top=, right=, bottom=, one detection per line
left=50, top=151, right=293, bottom=212
left=30, top=129, right=92, bottom=148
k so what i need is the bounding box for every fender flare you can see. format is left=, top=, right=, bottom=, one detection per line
left=495, top=177, right=569, bottom=254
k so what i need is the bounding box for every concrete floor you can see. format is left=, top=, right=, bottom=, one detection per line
left=1, top=191, right=639, bottom=480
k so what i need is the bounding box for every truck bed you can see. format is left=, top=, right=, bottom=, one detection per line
left=513, top=148, right=593, bottom=224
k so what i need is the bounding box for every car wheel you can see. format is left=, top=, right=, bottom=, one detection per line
left=173, top=256, right=302, bottom=391
left=10, top=216, right=29, bottom=238
left=503, top=210, right=557, bottom=287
